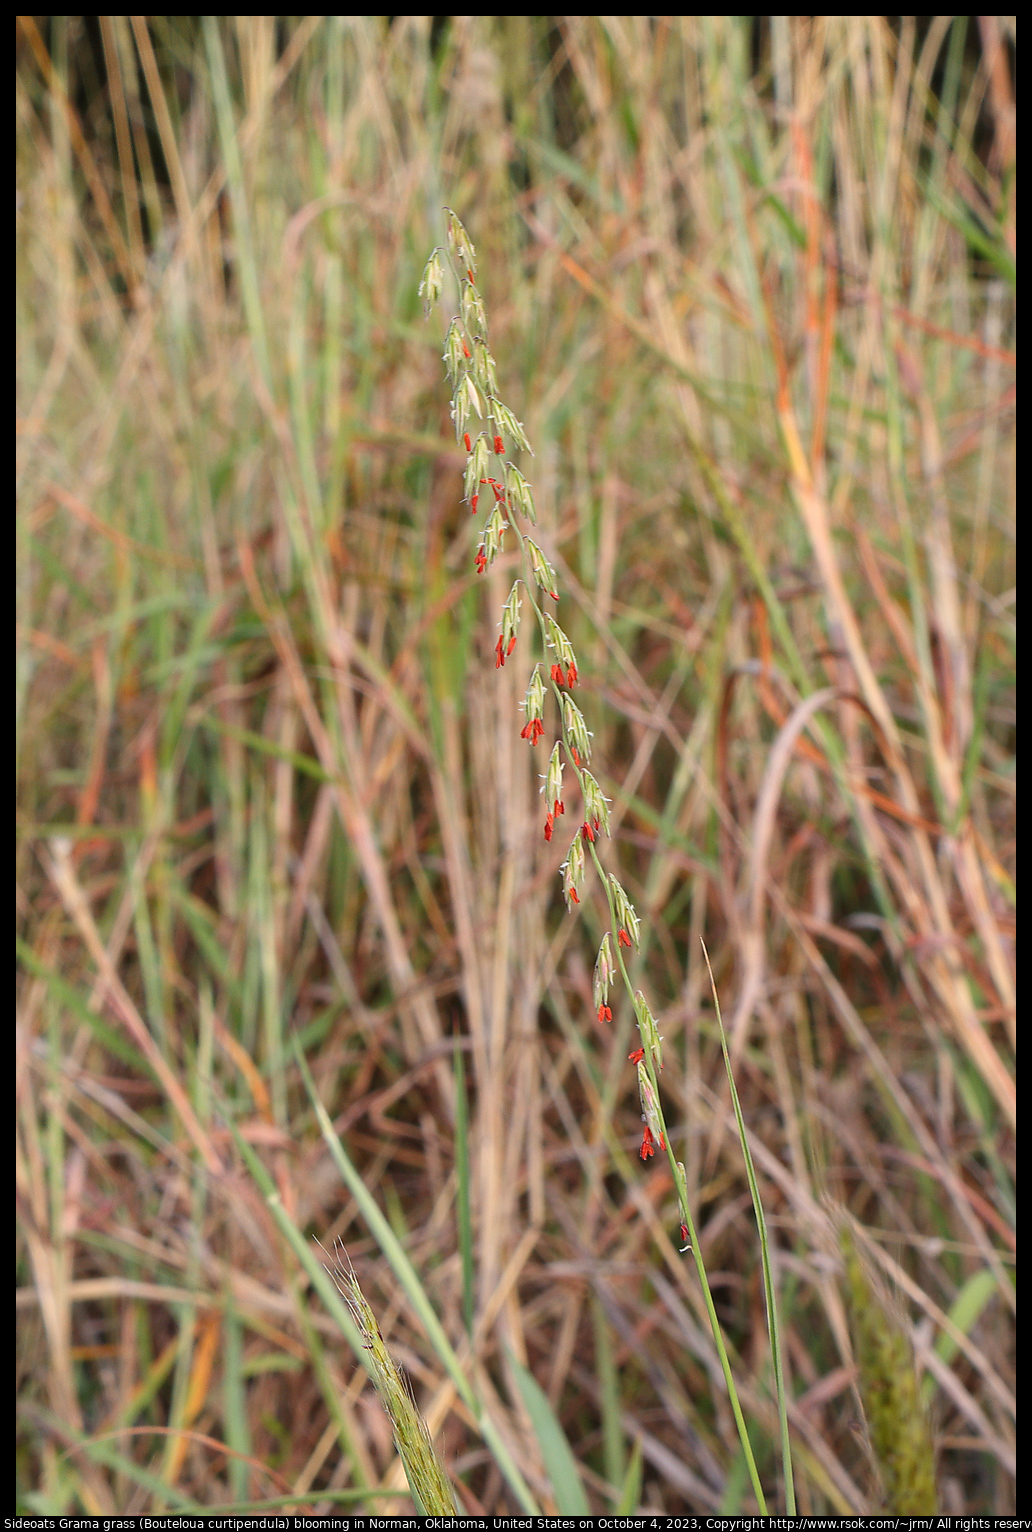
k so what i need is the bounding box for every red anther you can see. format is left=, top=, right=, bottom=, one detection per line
left=571, top=748, right=580, bottom=766
left=566, top=663, right=578, bottom=687
left=569, top=888, right=580, bottom=904
left=544, top=814, right=553, bottom=842
left=471, top=494, right=479, bottom=515
left=679, top=1223, right=691, bottom=1251
left=640, top=1125, right=657, bottom=1161
left=467, top=268, right=474, bottom=282
left=618, top=929, right=632, bottom=948
left=520, top=719, right=544, bottom=745
left=597, top=1004, right=612, bottom=1024
left=462, top=340, right=471, bottom=358
left=550, top=663, right=564, bottom=685
left=628, top=1046, right=645, bottom=1064
left=464, top=432, right=472, bottom=452
left=581, top=822, right=595, bottom=843
left=475, top=547, right=486, bottom=574
left=506, top=633, right=516, bottom=656
left=492, top=482, right=505, bottom=502
left=554, top=800, right=565, bottom=816
left=493, top=434, right=504, bottom=455
left=495, top=635, right=505, bottom=668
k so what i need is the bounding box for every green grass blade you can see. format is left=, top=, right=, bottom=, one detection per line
left=923, top=1268, right=1001, bottom=1408
left=505, top=1345, right=590, bottom=1514
left=703, top=941, right=795, bottom=1514
left=292, top=1040, right=540, bottom=1514
left=616, top=1436, right=643, bottom=1513
left=591, top=1289, right=624, bottom=1494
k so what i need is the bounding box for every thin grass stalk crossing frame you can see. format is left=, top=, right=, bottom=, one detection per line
left=421, top=207, right=796, bottom=1513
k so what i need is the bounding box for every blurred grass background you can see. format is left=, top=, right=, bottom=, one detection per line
left=16, top=16, right=1014, bottom=1515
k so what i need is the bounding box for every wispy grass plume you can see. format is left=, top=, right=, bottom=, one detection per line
left=839, top=1224, right=938, bottom=1514
left=320, top=1240, right=458, bottom=1516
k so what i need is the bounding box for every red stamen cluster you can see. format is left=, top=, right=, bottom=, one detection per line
left=495, top=634, right=516, bottom=668
left=628, top=1046, right=644, bottom=1065
left=581, top=822, right=595, bottom=843
left=493, top=434, right=504, bottom=454
left=475, top=547, right=486, bottom=573
left=640, top=1125, right=659, bottom=1161
left=618, top=928, right=632, bottom=948
left=543, top=800, right=564, bottom=841
left=597, top=1004, right=612, bottom=1024
left=520, top=718, right=544, bottom=745
left=550, top=661, right=578, bottom=687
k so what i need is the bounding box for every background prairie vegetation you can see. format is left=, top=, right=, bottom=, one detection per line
left=16, top=16, right=1014, bottom=1516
